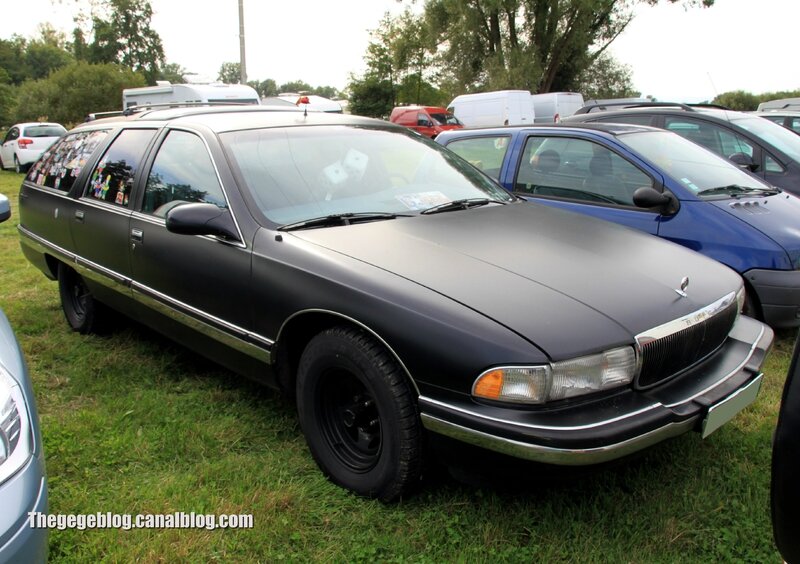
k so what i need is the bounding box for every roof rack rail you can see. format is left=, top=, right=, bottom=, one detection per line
left=574, top=101, right=732, bottom=115
left=84, top=110, right=127, bottom=122
left=121, top=101, right=257, bottom=116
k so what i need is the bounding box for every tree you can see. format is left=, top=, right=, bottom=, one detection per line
left=13, top=61, right=145, bottom=125
left=279, top=80, right=313, bottom=93
left=348, top=75, right=395, bottom=118
left=396, top=0, right=713, bottom=94
left=0, top=36, right=29, bottom=85
left=0, top=69, right=16, bottom=127
left=82, top=0, right=165, bottom=84
left=218, top=62, right=241, bottom=84
left=158, top=62, right=187, bottom=84
left=711, top=90, right=760, bottom=111
left=248, top=78, right=278, bottom=97
left=25, top=25, right=74, bottom=80
left=576, top=53, right=639, bottom=100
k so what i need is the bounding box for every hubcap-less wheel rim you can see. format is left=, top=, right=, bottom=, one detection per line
left=317, top=369, right=382, bottom=472
left=68, top=276, right=89, bottom=323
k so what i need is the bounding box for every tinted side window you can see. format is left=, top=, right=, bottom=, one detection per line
left=142, top=130, right=227, bottom=216
left=791, top=118, right=800, bottom=134
left=664, top=117, right=754, bottom=159
left=515, top=136, right=652, bottom=206
left=25, top=130, right=109, bottom=192
left=86, top=129, right=156, bottom=206
left=446, top=136, right=511, bottom=181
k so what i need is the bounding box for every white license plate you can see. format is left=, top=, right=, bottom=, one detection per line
left=701, top=374, right=763, bottom=438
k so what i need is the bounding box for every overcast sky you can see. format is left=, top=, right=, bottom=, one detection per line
left=1, top=0, right=798, bottom=102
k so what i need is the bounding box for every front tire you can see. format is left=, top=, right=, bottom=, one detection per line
left=58, top=264, right=111, bottom=334
left=296, top=326, right=423, bottom=501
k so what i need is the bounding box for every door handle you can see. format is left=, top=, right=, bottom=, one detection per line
left=131, top=229, right=143, bottom=243
left=74, top=210, right=84, bottom=223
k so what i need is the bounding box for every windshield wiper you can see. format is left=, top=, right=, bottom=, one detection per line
left=420, top=197, right=506, bottom=215
left=278, top=212, right=407, bottom=232
left=697, top=184, right=781, bottom=197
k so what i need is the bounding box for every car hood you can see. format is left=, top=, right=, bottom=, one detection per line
left=709, top=193, right=800, bottom=264
left=291, top=202, right=741, bottom=359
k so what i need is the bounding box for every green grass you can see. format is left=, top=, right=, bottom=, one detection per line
left=0, top=168, right=794, bottom=562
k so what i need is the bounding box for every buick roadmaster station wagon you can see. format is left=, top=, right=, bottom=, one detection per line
left=17, top=106, right=773, bottom=500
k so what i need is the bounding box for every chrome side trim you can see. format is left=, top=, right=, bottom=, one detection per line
left=132, top=285, right=271, bottom=363
left=419, top=395, right=661, bottom=432
left=635, top=291, right=737, bottom=346
left=19, top=225, right=273, bottom=362
left=276, top=308, right=420, bottom=395
left=421, top=413, right=696, bottom=466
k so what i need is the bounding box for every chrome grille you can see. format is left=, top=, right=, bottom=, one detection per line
left=635, top=293, right=738, bottom=389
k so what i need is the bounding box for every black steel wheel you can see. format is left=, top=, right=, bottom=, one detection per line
left=58, top=264, right=110, bottom=334
left=296, top=326, right=423, bottom=501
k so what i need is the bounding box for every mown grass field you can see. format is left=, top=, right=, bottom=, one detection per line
left=0, top=168, right=794, bottom=562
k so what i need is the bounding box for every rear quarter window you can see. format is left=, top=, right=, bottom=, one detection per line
left=26, top=129, right=110, bottom=192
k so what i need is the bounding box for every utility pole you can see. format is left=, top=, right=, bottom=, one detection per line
left=238, top=0, right=247, bottom=84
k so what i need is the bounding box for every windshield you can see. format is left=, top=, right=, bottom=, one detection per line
left=220, top=125, right=512, bottom=225
left=730, top=114, right=800, bottom=163
left=23, top=125, right=66, bottom=138
left=430, top=112, right=462, bottom=126
left=620, top=130, right=773, bottom=197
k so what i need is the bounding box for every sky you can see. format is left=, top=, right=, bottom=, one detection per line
left=1, top=0, right=798, bottom=102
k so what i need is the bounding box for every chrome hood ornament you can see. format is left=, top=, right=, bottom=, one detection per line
left=675, top=276, right=690, bottom=298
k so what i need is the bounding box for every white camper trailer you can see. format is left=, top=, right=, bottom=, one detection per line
left=447, top=90, right=534, bottom=127
left=757, top=98, right=800, bottom=111
left=122, top=81, right=260, bottom=109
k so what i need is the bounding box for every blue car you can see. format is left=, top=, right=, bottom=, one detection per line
left=0, top=193, right=47, bottom=562
left=437, top=124, right=800, bottom=328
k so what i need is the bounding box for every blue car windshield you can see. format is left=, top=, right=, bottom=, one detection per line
left=620, top=130, right=772, bottom=197
left=730, top=115, right=800, bottom=163
left=220, top=125, right=512, bottom=226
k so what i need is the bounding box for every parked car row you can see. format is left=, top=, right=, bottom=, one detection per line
left=12, top=104, right=773, bottom=504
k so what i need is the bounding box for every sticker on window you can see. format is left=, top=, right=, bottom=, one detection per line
left=396, top=191, right=450, bottom=211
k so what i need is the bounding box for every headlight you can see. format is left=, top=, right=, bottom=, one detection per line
left=473, top=346, right=637, bottom=405
left=0, top=364, right=33, bottom=484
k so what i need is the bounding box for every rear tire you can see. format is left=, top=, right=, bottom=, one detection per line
left=58, top=264, right=111, bottom=334
left=296, top=326, right=423, bottom=501
left=13, top=155, right=23, bottom=174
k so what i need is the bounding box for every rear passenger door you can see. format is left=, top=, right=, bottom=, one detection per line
left=70, top=127, right=157, bottom=313
left=511, top=133, right=662, bottom=235
left=129, top=128, right=253, bottom=338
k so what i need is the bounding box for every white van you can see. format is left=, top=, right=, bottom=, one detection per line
left=122, top=81, right=260, bottom=109
left=757, top=98, right=800, bottom=111
left=447, top=90, right=534, bottom=127
left=530, top=92, right=584, bottom=123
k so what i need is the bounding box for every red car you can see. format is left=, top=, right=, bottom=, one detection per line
left=389, top=105, right=463, bottom=138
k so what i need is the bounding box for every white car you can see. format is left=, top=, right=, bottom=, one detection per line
left=1, top=122, right=66, bottom=173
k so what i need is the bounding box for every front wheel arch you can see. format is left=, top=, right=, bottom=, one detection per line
left=273, top=310, right=417, bottom=398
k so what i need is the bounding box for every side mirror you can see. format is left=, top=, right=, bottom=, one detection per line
left=0, top=194, right=10, bottom=223
left=165, top=202, right=239, bottom=240
left=728, top=152, right=759, bottom=172
left=633, top=186, right=679, bottom=215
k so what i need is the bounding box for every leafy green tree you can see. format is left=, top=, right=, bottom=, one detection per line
left=158, top=62, right=187, bottom=84
left=312, top=85, right=341, bottom=99
left=391, top=0, right=713, bottom=94
left=279, top=80, right=313, bottom=93
left=13, top=61, right=145, bottom=125
left=218, top=62, right=241, bottom=84
left=347, top=75, right=394, bottom=118
left=0, top=69, right=16, bottom=127
left=576, top=53, right=639, bottom=100
left=0, top=36, right=29, bottom=85
left=248, top=78, right=278, bottom=97
left=711, top=90, right=760, bottom=111
left=83, top=0, right=165, bottom=84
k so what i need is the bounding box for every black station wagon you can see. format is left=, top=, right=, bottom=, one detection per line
left=18, top=106, right=773, bottom=500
